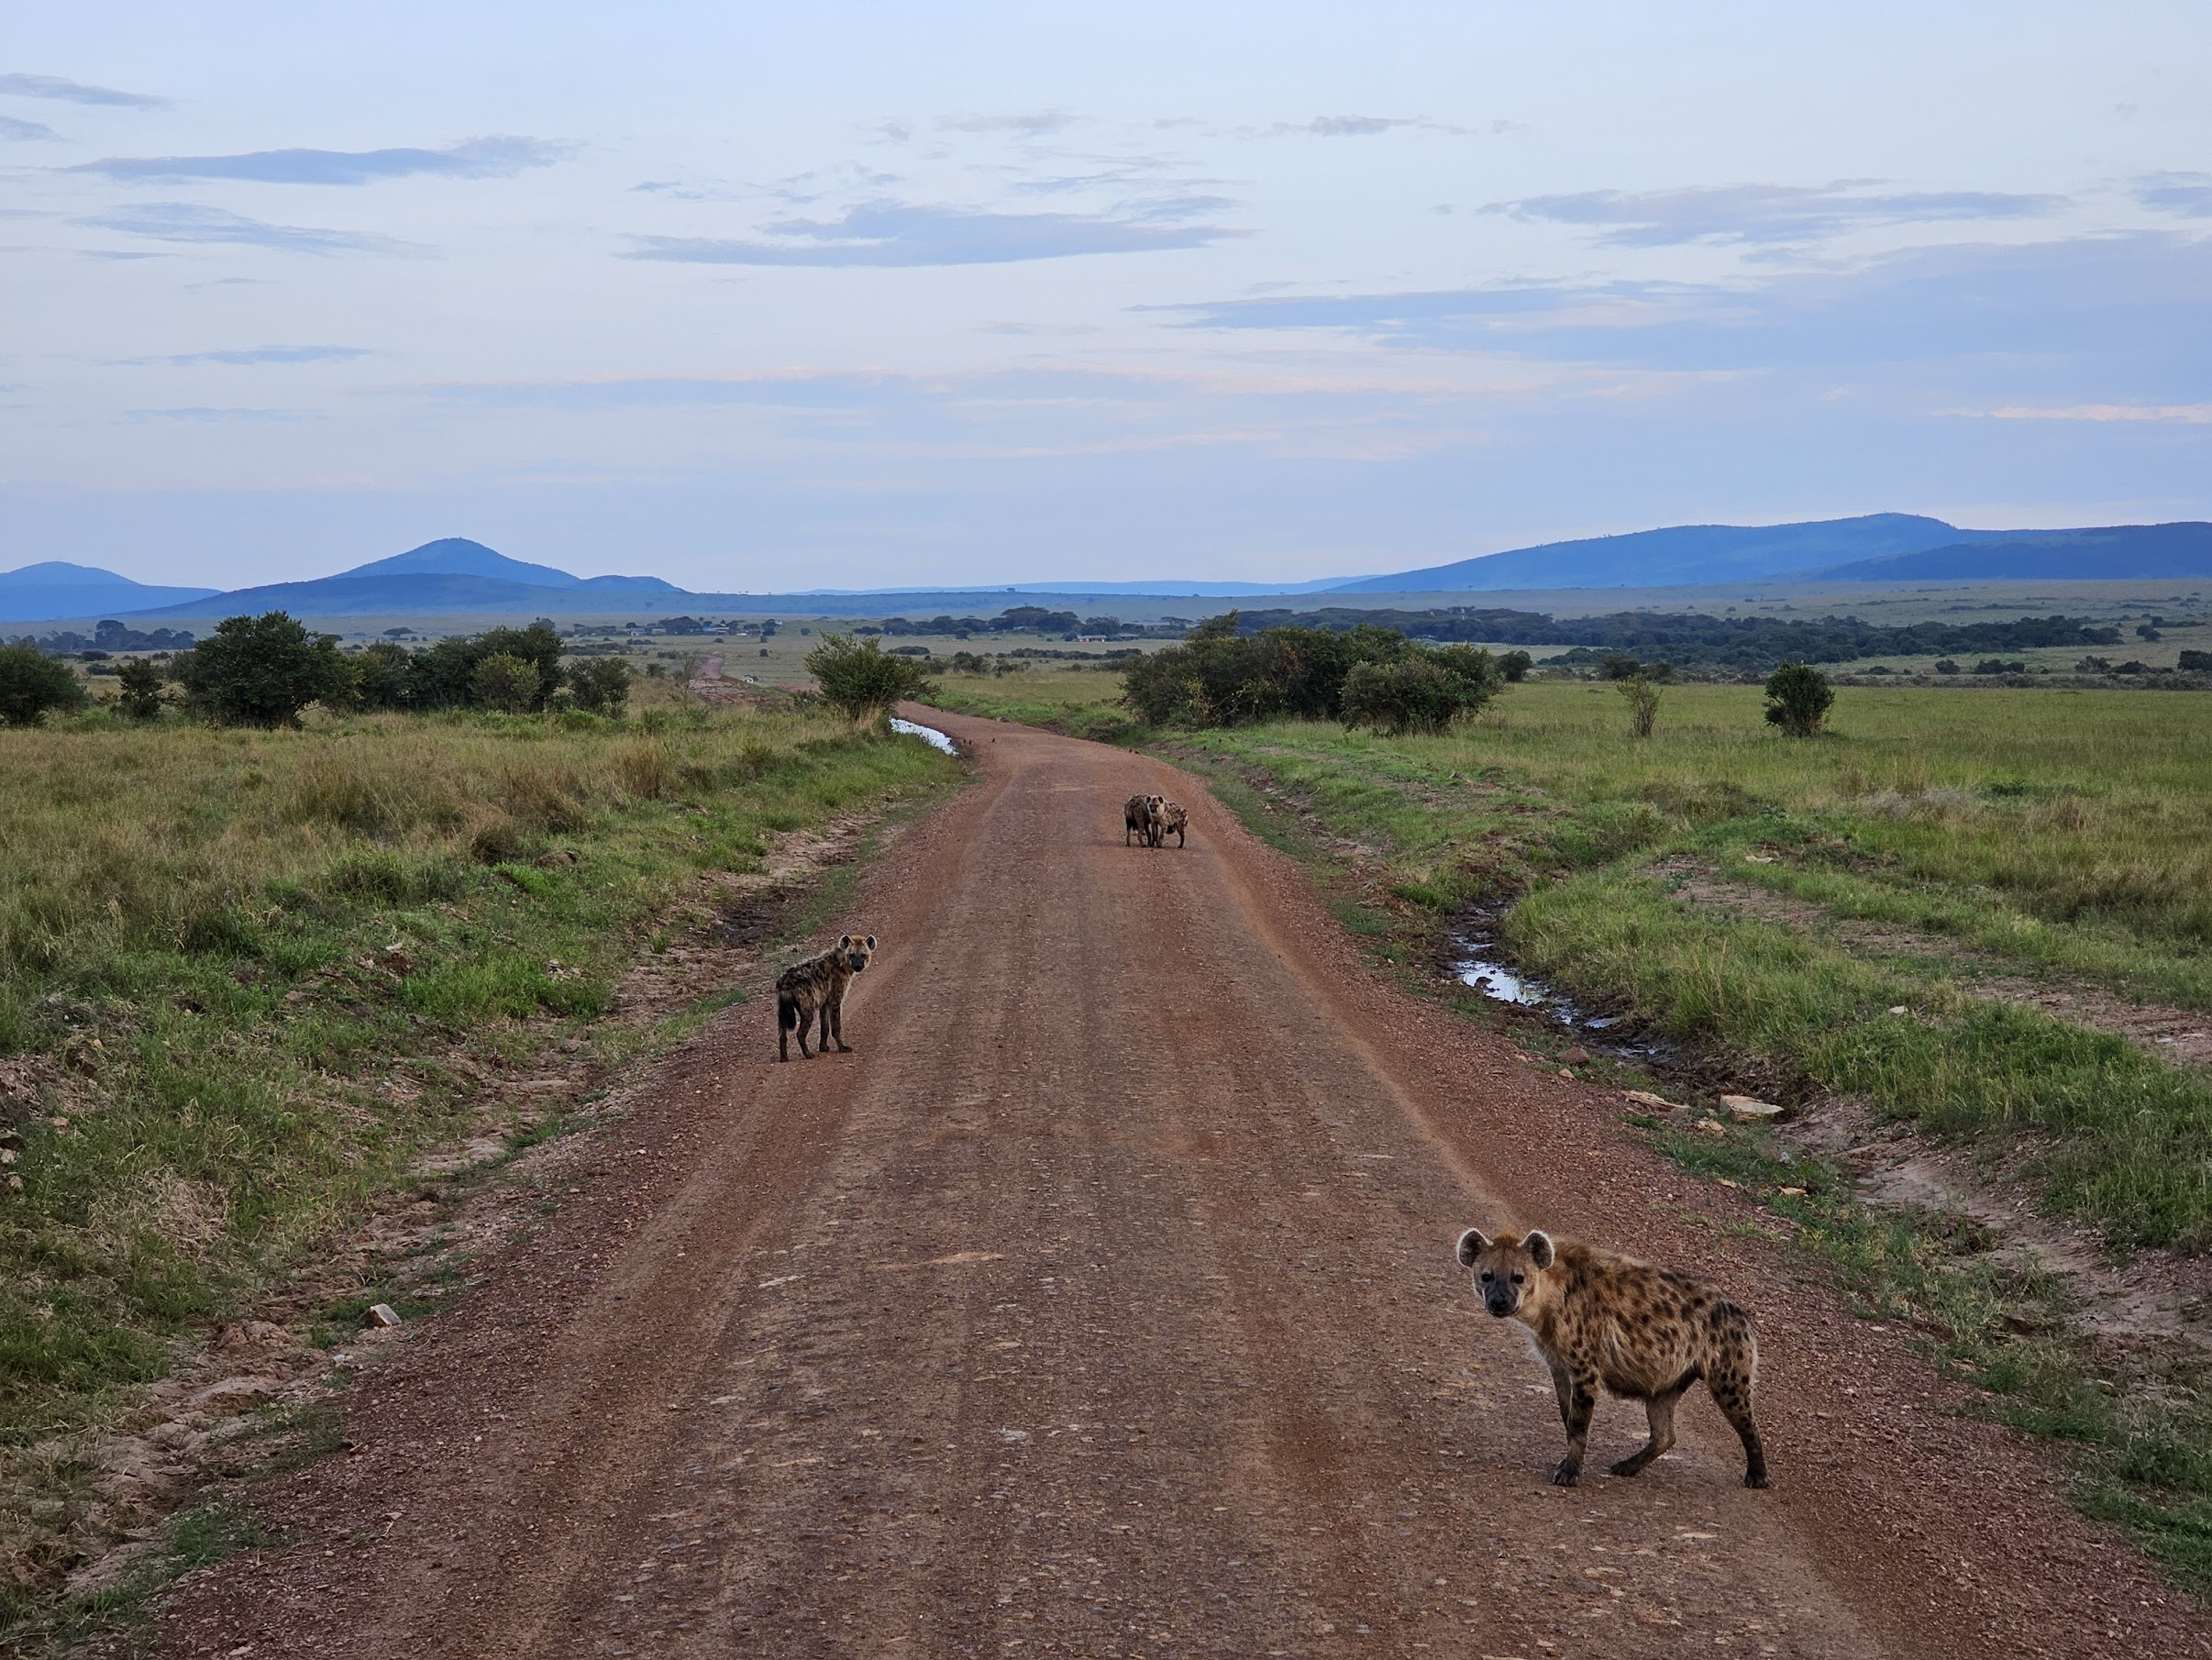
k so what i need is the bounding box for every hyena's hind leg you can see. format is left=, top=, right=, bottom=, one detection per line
left=1609, top=1381, right=1688, bottom=1477
left=1706, top=1310, right=1770, bottom=1488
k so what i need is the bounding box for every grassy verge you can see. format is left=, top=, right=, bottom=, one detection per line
left=0, top=702, right=959, bottom=1628
left=996, top=670, right=2212, bottom=1591
left=925, top=668, right=1136, bottom=742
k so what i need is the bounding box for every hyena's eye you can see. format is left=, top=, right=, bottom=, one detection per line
left=1479, top=1271, right=1493, bottom=1282
left=1510, top=1273, right=1526, bottom=1284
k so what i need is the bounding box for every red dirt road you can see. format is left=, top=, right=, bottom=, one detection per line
left=158, top=709, right=2210, bottom=1658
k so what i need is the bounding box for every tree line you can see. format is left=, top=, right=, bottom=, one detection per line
left=0, top=613, right=634, bottom=728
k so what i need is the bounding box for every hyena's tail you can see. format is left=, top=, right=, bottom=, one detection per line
left=778, top=990, right=800, bottom=1031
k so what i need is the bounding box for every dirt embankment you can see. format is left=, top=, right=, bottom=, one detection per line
left=148, top=708, right=2210, bottom=1658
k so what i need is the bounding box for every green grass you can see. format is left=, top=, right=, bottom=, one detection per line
left=925, top=668, right=1136, bottom=742
left=0, top=702, right=957, bottom=1628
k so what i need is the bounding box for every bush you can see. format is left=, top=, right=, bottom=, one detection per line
left=351, top=640, right=415, bottom=711
left=1598, top=653, right=1643, bottom=681
left=471, top=653, right=542, bottom=714
left=406, top=621, right=565, bottom=711
left=0, top=644, right=89, bottom=726
left=1934, top=658, right=1961, bottom=675
left=1764, top=661, right=1834, bottom=737
left=1498, top=649, right=1534, bottom=682
left=1617, top=673, right=1663, bottom=738
left=177, top=612, right=350, bottom=727
left=1121, top=614, right=1414, bottom=726
left=115, top=656, right=166, bottom=719
left=1340, top=648, right=1501, bottom=735
left=1974, top=658, right=2026, bottom=675
left=567, top=657, right=633, bottom=716
left=2179, top=649, right=2211, bottom=673
left=804, top=634, right=934, bottom=725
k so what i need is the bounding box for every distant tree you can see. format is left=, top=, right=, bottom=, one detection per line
left=1933, top=658, right=1960, bottom=675
left=1598, top=653, right=1642, bottom=681
left=351, top=640, right=415, bottom=711
left=1617, top=673, right=1663, bottom=738
left=1498, top=649, right=1534, bottom=682
left=116, top=656, right=167, bottom=720
left=471, top=653, right=543, bottom=714
left=567, top=656, right=633, bottom=716
left=2075, top=656, right=2113, bottom=674
left=804, top=633, right=933, bottom=725
left=759, top=618, right=780, bottom=637
left=177, top=612, right=349, bottom=727
left=2137, top=622, right=2162, bottom=641
left=2179, top=649, right=2212, bottom=673
left=0, top=643, right=90, bottom=726
left=1764, top=661, right=1834, bottom=737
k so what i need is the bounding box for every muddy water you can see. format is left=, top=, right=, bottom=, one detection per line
left=1448, top=902, right=1676, bottom=1063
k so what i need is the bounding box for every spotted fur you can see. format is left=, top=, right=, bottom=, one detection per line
left=1454, top=1226, right=1769, bottom=1488
left=1123, top=792, right=1165, bottom=847
left=776, top=933, right=877, bottom=1061
left=1156, top=800, right=1189, bottom=847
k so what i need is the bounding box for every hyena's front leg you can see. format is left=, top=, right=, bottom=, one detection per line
left=829, top=990, right=853, bottom=1052
left=1553, top=1364, right=1598, bottom=1486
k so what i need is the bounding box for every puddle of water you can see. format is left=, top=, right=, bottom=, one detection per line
left=890, top=717, right=957, bottom=755
left=1448, top=909, right=1676, bottom=1063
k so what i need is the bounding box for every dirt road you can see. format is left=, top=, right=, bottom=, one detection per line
left=160, top=710, right=2209, bottom=1658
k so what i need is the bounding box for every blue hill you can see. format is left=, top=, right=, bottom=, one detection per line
left=1325, top=514, right=1965, bottom=592
left=0, top=560, right=220, bottom=624
left=1815, top=523, right=2212, bottom=581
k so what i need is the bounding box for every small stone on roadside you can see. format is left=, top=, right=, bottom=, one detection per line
left=1557, top=1068, right=1575, bottom=1079
left=1778, top=1186, right=1808, bottom=1197
left=1887, top=1005, right=1908, bottom=1016
left=1720, top=1094, right=1786, bottom=1123
left=362, top=1303, right=403, bottom=1329
left=1620, top=1090, right=1683, bottom=1112
left=1694, top=1118, right=1726, bottom=1136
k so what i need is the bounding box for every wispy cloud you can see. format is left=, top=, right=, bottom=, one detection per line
left=1490, top=182, right=2064, bottom=246
left=120, top=406, right=312, bottom=423
left=2136, top=172, right=2212, bottom=217
left=1950, top=403, right=2212, bottom=425
left=123, top=343, right=374, bottom=366
left=0, top=114, right=58, bottom=141
left=625, top=199, right=1242, bottom=267
left=939, top=112, right=1076, bottom=136
left=73, top=135, right=562, bottom=185
left=80, top=203, right=413, bottom=255
left=0, top=72, right=165, bottom=108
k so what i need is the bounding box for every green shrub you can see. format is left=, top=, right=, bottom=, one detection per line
left=470, top=653, right=542, bottom=714
left=1764, top=661, right=1835, bottom=736
left=178, top=612, right=350, bottom=727
left=0, top=645, right=89, bottom=726
left=1340, top=648, right=1501, bottom=736
left=115, top=656, right=167, bottom=720
left=567, top=656, right=633, bottom=716
left=804, top=634, right=934, bottom=725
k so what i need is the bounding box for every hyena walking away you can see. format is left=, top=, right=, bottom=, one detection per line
left=1123, top=792, right=1164, bottom=847
left=1455, top=1226, right=1769, bottom=1489
left=776, top=933, right=877, bottom=1061
left=1156, top=800, right=1189, bottom=847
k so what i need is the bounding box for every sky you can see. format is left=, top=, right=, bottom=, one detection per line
left=4, top=2, right=2211, bottom=592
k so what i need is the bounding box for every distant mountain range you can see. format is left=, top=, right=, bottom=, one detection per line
left=5, top=519, right=2209, bottom=625
left=0, top=561, right=218, bottom=624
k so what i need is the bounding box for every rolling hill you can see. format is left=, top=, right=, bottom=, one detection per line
left=126, top=538, right=682, bottom=619
left=0, top=561, right=220, bottom=624
left=1814, top=522, right=2212, bottom=582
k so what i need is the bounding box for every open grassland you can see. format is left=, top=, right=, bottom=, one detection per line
left=928, top=667, right=1136, bottom=741
left=0, top=702, right=957, bottom=1612
left=930, top=671, right=2212, bottom=1586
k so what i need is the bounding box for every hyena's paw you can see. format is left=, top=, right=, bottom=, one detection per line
left=1743, top=1469, right=1772, bottom=1490
left=1550, top=1459, right=1582, bottom=1488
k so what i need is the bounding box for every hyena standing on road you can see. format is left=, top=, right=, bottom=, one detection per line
left=1454, top=1226, right=1770, bottom=1489
left=1156, top=801, right=1189, bottom=847
left=776, top=933, right=877, bottom=1060
left=1123, top=793, right=1165, bottom=847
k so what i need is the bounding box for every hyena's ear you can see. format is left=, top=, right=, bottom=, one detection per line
left=837, top=934, right=853, bottom=948
left=865, top=935, right=878, bottom=949
left=1454, top=1227, right=1489, bottom=1267
left=1523, top=1230, right=1556, bottom=1269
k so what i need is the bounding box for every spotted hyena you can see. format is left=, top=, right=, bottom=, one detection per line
left=1454, top=1226, right=1769, bottom=1488
left=1156, top=800, right=1189, bottom=847
left=1124, top=792, right=1165, bottom=847
left=776, top=933, right=877, bottom=1061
